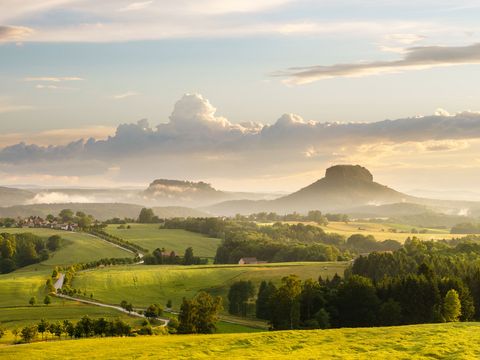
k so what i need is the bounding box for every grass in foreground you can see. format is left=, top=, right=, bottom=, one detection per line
left=1, top=322, right=479, bottom=359
left=105, top=224, right=221, bottom=257
left=72, top=262, right=347, bottom=311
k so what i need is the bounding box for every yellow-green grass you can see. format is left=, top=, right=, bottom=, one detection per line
left=0, top=303, right=143, bottom=330
left=72, top=262, right=347, bottom=312
left=1, top=322, right=480, bottom=359
left=0, top=228, right=132, bottom=265
left=0, top=268, right=52, bottom=307
left=312, top=221, right=468, bottom=243
left=104, top=224, right=221, bottom=258
left=0, top=266, right=143, bottom=329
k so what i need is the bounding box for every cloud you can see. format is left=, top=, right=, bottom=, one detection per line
left=118, top=1, right=154, bottom=12
left=24, top=76, right=84, bottom=82
left=0, top=126, right=115, bottom=147
left=27, top=192, right=96, bottom=204
left=279, top=43, right=480, bottom=84
left=112, top=91, right=139, bottom=99
left=1, top=93, right=480, bottom=187
left=0, top=98, right=33, bottom=113
left=0, top=25, right=34, bottom=41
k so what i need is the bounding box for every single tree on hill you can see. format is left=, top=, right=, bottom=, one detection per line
left=443, top=289, right=462, bottom=322
left=183, top=247, right=195, bottom=265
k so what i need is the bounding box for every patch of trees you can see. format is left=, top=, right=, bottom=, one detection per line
left=228, top=280, right=255, bottom=317
left=17, top=317, right=133, bottom=343
left=138, top=208, right=162, bottom=224
left=143, top=247, right=207, bottom=265
left=178, top=291, right=223, bottom=334
left=346, top=234, right=401, bottom=253
left=0, top=232, right=64, bottom=274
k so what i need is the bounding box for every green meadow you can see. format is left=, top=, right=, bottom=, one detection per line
left=104, top=224, right=221, bottom=257
left=1, top=322, right=479, bottom=359
left=72, top=262, right=348, bottom=311
left=311, top=221, right=461, bottom=242
left=0, top=228, right=132, bottom=265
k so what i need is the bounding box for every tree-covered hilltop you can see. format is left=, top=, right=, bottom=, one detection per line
left=163, top=217, right=402, bottom=263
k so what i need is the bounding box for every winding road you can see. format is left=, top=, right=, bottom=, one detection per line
left=55, top=289, right=169, bottom=326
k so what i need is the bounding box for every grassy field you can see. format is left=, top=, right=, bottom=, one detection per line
left=0, top=267, right=143, bottom=329
left=0, top=268, right=52, bottom=308
left=1, top=322, right=479, bottom=359
left=104, top=224, right=221, bottom=257
left=0, top=228, right=132, bottom=265
left=72, top=262, right=347, bottom=312
left=314, top=221, right=466, bottom=242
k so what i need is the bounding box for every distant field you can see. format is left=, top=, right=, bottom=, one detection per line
left=72, top=262, right=347, bottom=311
left=0, top=228, right=132, bottom=265
left=104, top=224, right=221, bottom=257
left=1, top=322, right=479, bottom=359
left=311, top=221, right=468, bottom=242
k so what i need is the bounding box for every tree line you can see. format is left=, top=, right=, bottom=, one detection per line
left=14, top=316, right=134, bottom=343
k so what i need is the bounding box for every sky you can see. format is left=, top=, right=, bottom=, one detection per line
left=1, top=0, right=480, bottom=194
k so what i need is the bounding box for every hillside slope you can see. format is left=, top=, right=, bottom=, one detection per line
left=0, top=203, right=206, bottom=220
left=206, top=165, right=415, bottom=215
left=1, top=323, right=479, bottom=359
left=206, top=164, right=480, bottom=217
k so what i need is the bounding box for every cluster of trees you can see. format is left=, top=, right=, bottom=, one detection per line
left=17, top=317, right=133, bottom=343
left=252, top=272, right=465, bottom=330
left=56, top=209, right=95, bottom=229
left=143, top=247, right=207, bottom=265
left=451, top=222, right=480, bottom=234
left=228, top=280, right=255, bottom=317
left=178, top=291, right=223, bottom=334
left=164, top=218, right=351, bottom=263
left=138, top=208, right=162, bottom=224
left=0, top=218, right=17, bottom=228
left=0, top=233, right=64, bottom=273
left=233, top=211, right=349, bottom=225
left=164, top=218, right=403, bottom=264
left=345, top=234, right=401, bottom=253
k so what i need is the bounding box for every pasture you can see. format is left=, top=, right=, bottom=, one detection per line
left=72, top=262, right=347, bottom=311
left=104, top=224, right=221, bottom=257
left=0, top=228, right=132, bottom=265
left=315, top=221, right=462, bottom=242
left=1, top=322, right=479, bottom=359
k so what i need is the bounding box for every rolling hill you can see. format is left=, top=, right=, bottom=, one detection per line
left=1, top=322, right=478, bottom=359
left=206, top=164, right=480, bottom=217
left=0, top=187, right=35, bottom=206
